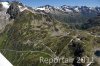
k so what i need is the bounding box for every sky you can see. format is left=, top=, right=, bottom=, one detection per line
left=2, top=0, right=100, bottom=7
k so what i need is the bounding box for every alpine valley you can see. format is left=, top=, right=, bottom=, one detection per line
left=0, top=1, right=100, bottom=66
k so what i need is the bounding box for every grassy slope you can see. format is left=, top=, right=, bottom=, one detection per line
left=0, top=10, right=99, bottom=66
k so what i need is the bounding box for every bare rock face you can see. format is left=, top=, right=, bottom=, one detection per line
left=6, top=2, right=20, bottom=19
left=0, top=2, right=12, bottom=33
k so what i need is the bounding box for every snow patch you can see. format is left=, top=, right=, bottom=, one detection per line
left=1, top=2, right=9, bottom=9
left=18, top=5, right=28, bottom=12
left=36, top=7, right=46, bottom=10
left=65, top=9, right=73, bottom=12
left=74, top=7, right=80, bottom=12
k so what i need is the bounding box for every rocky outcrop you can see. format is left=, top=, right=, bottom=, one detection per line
left=0, top=2, right=11, bottom=33
left=6, top=2, right=20, bottom=19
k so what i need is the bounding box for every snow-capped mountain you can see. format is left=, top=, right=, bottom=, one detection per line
left=36, top=5, right=100, bottom=14
left=0, top=1, right=100, bottom=15
left=36, top=5, right=57, bottom=13
left=60, top=5, right=75, bottom=12
left=35, top=5, right=100, bottom=27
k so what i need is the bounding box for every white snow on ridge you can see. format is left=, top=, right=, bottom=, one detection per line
left=1, top=2, right=9, bottom=9
left=18, top=5, right=28, bottom=12
left=65, top=9, right=73, bottom=12
left=74, top=7, right=80, bottom=12
left=36, top=7, right=46, bottom=10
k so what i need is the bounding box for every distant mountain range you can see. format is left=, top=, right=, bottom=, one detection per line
left=1, top=2, right=100, bottom=14
left=35, top=5, right=100, bottom=27
left=36, top=5, right=100, bottom=14
left=1, top=1, right=100, bottom=32
left=0, top=1, right=100, bottom=28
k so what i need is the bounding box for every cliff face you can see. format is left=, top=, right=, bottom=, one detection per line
left=0, top=2, right=11, bottom=33
left=6, top=2, right=20, bottom=19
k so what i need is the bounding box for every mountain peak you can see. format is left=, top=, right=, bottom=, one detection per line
left=36, top=5, right=55, bottom=10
